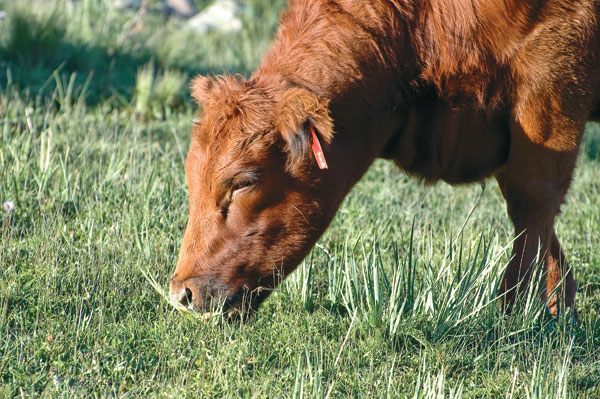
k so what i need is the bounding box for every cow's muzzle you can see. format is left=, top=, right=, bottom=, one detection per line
left=168, top=276, right=273, bottom=317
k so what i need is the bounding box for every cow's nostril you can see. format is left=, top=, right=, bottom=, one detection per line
left=181, top=287, right=193, bottom=307
left=170, top=279, right=195, bottom=309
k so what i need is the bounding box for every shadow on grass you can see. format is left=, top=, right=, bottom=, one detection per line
left=0, top=3, right=260, bottom=107
left=0, top=36, right=233, bottom=106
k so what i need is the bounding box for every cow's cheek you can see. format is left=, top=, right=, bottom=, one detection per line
left=225, top=190, right=312, bottom=285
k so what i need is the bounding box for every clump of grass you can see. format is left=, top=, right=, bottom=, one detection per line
left=153, top=69, right=189, bottom=113
left=135, top=61, right=188, bottom=118
left=135, top=61, right=156, bottom=115
left=329, top=228, right=508, bottom=341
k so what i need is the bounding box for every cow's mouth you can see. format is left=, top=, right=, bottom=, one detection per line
left=172, top=283, right=273, bottom=320
left=219, top=285, right=274, bottom=319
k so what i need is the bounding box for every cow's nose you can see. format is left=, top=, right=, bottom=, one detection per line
left=169, top=279, right=193, bottom=308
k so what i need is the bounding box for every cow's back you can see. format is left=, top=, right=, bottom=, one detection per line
left=412, top=0, right=600, bottom=111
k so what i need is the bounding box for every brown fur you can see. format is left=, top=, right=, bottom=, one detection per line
left=170, top=0, right=600, bottom=315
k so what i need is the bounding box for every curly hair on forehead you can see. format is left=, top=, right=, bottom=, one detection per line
left=191, top=76, right=275, bottom=146
left=191, top=71, right=335, bottom=175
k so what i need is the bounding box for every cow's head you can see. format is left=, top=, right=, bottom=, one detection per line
left=169, top=75, right=337, bottom=314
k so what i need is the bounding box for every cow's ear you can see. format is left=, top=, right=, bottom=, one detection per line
left=191, top=75, right=216, bottom=105
left=276, top=87, right=333, bottom=169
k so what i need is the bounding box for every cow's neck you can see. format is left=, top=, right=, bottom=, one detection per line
left=255, top=0, right=413, bottom=202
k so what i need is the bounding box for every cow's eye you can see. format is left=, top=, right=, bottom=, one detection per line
left=230, top=168, right=262, bottom=198
left=218, top=169, right=262, bottom=216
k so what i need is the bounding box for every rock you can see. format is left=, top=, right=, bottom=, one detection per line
left=114, top=0, right=142, bottom=9
left=166, top=0, right=197, bottom=19
left=187, top=0, right=244, bottom=34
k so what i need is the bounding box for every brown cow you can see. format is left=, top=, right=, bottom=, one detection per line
left=169, top=0, right=600, bottom=316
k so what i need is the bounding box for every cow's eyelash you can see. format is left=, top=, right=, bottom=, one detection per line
left=231, top=168, right=263, bottom=191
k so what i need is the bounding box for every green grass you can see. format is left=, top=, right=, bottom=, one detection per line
left=1, top=1, right=600, bottom=397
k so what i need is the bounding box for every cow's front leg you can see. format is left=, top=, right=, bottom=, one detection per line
left=495, top=119, right=581, bottom=316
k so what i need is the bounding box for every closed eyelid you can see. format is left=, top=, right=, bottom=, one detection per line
left=216, top=168, right=263, bottom=209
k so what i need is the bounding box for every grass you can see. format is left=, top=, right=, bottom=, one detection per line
left=1, top=0, right=600, bottom=397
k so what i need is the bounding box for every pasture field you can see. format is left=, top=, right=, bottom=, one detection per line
left=1, top=1, right=600, bottom=397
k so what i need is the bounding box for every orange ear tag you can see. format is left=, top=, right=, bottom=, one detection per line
left=309, top=123, right=328, bottom=169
